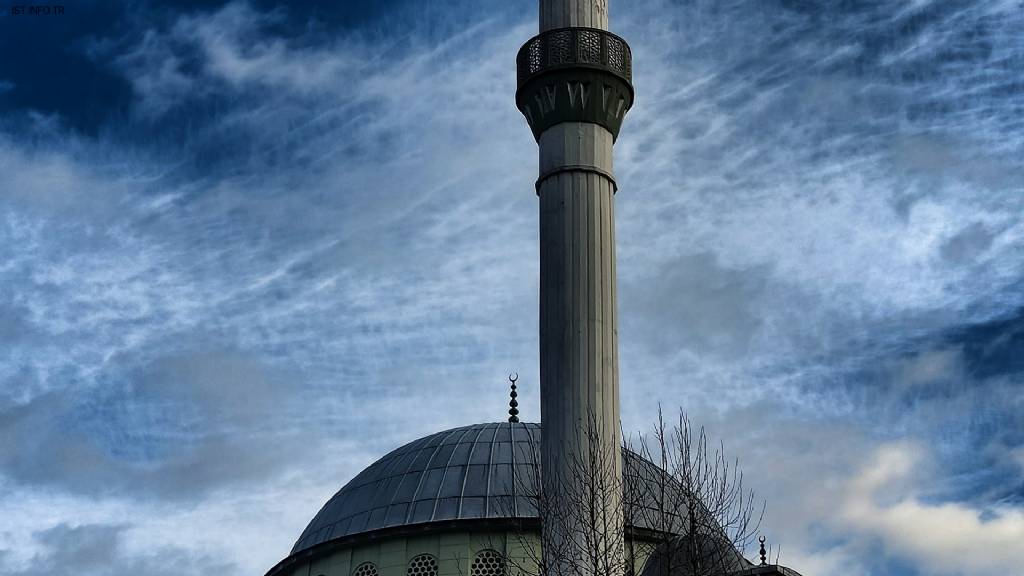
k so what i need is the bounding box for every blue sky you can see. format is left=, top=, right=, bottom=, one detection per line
left=1, top=1, right=1023, bottom=575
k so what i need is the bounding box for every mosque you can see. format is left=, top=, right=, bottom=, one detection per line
left=264, top=3, right=803, bottom=576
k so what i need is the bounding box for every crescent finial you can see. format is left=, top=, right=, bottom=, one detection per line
left=507, top=372, right=520, bottom=422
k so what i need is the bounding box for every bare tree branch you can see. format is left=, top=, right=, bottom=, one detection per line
left=504, top=408, right=765, bottom=576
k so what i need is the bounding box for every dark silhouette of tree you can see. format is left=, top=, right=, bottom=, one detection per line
left=497, top=408, right=765, bottom=576
left=625, top=408, right=763, bottom=576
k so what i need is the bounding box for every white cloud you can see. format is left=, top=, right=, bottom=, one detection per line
left=839, top=443, right=1024, bottom=576
left=2, top=2, right=1024, bottom=576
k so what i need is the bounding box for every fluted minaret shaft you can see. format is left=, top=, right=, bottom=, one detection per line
left=540, top=0, right=608, bottom=30
left=517, top=2, right=633, bottom=575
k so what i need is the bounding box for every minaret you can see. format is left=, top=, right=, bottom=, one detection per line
left=516, top=1, right=633, bottom=575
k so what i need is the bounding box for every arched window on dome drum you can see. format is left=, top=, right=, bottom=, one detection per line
left=407, top=554, right=438, bottom=576
left=471, top=550, right=505, bottom=576
left=352, top=562, right=379, bottom=576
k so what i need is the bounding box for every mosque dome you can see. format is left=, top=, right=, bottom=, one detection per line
left=291, top=421, right=674, bottom=555
left=292, top=422, right=541, bottom=554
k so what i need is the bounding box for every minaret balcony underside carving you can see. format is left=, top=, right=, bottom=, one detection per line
left=516, top=27, right=634, bottom=141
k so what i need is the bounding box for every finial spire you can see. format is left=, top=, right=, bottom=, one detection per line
left=507, top=373, right=520, bottom=422
left=759, top=536, right=767, bottom=566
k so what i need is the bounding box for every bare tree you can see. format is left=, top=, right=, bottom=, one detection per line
left=541, top=413, right=629, bottom=576
left=626, top=408, right=763, bottom=576
left=497, top=408, right=764, bottom=576
left=488, top=413, right=629, bottom=576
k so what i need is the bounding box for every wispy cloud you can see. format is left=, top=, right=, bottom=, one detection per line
left=4, top=523, right=233, bottom=576
left=1, top=1, right=1022, bottom=575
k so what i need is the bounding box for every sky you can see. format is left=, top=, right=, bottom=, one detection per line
left=1, top=0, right=1023, bottom=575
